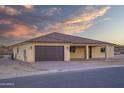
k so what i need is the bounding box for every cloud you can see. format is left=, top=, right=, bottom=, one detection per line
left=98, top=17, right=110, bottom=22
left=42, top=7, right=62, bottom=16
left=3, top=24, right=41, bottom=39
left=0, top=19, right=11, bottom=24
left=43, top=6, right=111, bottom=34
left=0, top=6, right=110, bottom=37
left=0, top=5, right=21, bottom=16
left=0, top=6, right=111, bottom=45
left=0, top=19, right=13, bottom=33
left=23, top=5, right=34, bottom=10
left=65, top=6, right=110, bottom=24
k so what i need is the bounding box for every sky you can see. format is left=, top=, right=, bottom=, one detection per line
left=0, top=5, right=124, bottom=45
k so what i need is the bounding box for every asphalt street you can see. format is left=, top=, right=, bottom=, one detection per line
left=0, top=67, right=124, bottom=88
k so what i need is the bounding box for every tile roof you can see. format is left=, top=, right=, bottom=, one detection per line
left=26, top=32, right=113, bottom=45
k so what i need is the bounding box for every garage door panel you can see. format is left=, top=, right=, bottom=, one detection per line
left=35, top=46, right=64, bottom=61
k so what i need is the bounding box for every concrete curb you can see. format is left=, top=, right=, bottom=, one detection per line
left=1, top=65, right=124, bottom=80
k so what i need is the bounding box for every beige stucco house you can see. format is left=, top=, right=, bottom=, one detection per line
left=12, top=32, right=114, bottom=63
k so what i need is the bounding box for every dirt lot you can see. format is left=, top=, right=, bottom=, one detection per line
left=0, top=55, right=124, bottom=79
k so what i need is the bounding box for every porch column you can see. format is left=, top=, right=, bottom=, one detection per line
left=64, top=45, right=70, bottom=61
left=105, top=45, right=108, bottom=59
left=86, top=45, right=89, bottom=60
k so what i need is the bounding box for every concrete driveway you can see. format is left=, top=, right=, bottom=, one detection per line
left=32, top=54, right=124, bottom=70
left=0, top=54, right=124, bottom=80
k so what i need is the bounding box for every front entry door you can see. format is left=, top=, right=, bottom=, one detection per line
left=89, top=46, right=92, bottom=58
left=23, top=49, right=26, bottom=61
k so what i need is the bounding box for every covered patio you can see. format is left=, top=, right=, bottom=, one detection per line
left=70, top=45, right=110, bottom=61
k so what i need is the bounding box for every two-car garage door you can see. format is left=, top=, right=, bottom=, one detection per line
left=35, top=46, right=64, bottom=61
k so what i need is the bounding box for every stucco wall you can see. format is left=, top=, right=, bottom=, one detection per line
left=13, top=44, right=35, bottom=63
left=91, top=45, right=114, bottom=58
left=13, top=42, right=114, bottom=62
left=64, top=45, right=70, bottom=61
left=13, top=43, right=71, bottom=62
left=70, top=46, right=85, bottom=59
left=92, top=46, right=105, bottom=58
left=107, top=45, right=114, bottom=58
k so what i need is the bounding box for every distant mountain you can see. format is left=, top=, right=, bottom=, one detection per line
left=0, top=45, right=12, bottom=55
left=115, top=45, right=124, bottom=54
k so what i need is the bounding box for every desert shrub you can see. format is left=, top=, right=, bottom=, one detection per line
left=0, top=55, right=4, bottom=58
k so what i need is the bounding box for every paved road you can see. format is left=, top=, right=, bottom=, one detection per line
left=1, top=67, right=124, bottom=88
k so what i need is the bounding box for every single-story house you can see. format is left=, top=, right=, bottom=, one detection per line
left=12, top=32, right=114, bottom=63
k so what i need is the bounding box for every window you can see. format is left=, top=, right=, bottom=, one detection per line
left=17, top=47, right=19, bottom=53
left=101, top=47, right=106, bottom=53
left=70, top=46, right=76, bottom=53
left=30, top=46, right=32, bottom=49
left=23, top=49, right=27, bottom=61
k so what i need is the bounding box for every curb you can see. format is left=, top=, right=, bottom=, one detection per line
left=0, top=65, right=124, bottom=80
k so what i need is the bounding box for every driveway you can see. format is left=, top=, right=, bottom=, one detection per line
left=0, top=55, right=124, bottom=80
left=32, top=54, right=124, bottom=70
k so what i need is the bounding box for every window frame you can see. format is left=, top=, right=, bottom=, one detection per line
left=30, top=46, right=32, bottom=50
left=70, top=46, right=76, bottom=53
left=17, top=47, right=19, bottom=53
left=100, top=47, right=106, bottom=53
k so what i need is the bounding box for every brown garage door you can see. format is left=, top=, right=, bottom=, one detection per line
left=35, top=46, right=64, bottom=61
